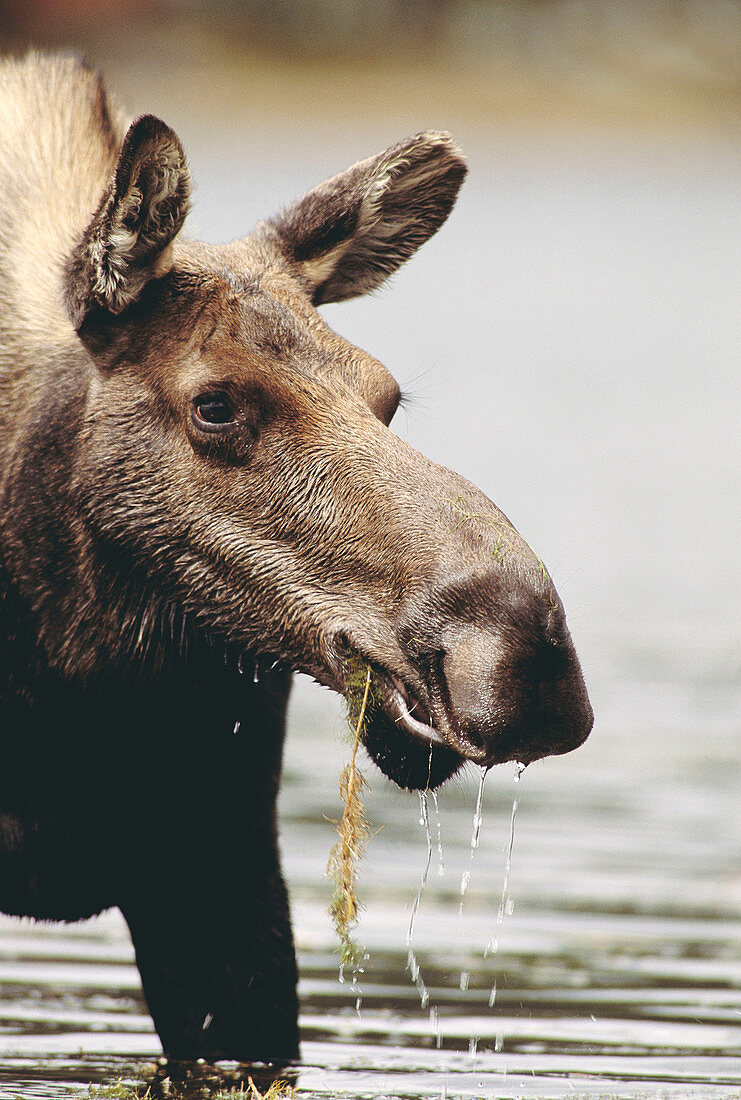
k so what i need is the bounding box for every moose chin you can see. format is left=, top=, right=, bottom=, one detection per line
left=0, top=52, right=593, bottom=1064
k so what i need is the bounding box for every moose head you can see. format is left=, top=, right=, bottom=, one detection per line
left=58, top=115, right=593, bottom=791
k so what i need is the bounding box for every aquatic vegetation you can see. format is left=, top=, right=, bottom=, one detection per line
left=326, top=657, right=375, bottom=974
left=87, top=1078, right=296, bottom=1100
left=215, top=1079, right=296, bottom=1099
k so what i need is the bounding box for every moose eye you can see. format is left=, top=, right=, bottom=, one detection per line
left=193, top=393, right=234, bottom=426
left=188, top=388, right=258, bottom=463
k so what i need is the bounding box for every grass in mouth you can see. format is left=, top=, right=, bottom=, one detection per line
left=326, top=657, right=375, bottom=976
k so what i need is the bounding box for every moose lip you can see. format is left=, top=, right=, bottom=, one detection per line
left=331, top=647, right=489, bottom=763
left=381, top=673, right=447, bottom=749
left=379, top=672, right=493, bottom=765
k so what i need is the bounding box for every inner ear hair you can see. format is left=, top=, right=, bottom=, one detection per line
left=66, top=115, right=192, bottom=328
left=269, top=131, right=467, bottom=305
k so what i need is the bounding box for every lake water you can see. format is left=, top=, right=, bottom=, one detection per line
left=0, top=119, right=739, bottom=1099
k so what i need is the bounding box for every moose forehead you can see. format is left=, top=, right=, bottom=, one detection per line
left=126, top=251, right=401, bottom=425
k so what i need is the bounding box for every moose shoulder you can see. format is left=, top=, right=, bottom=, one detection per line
left=0, top=53, right=593, bottom=1063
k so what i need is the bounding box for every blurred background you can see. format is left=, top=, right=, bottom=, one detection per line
left=2, top=0, right=735, bottom=671
left=4, top=0, right=741, bottom=132
left=0, top=4, right=739, bottom=1098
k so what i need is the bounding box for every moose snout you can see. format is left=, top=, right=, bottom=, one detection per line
left=395, top=567, right=593, bottom=770
left=437, top=623, right=593, bottom=767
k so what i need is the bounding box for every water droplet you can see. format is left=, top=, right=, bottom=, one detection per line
left=468, top=1036, right=478, bottom=1056
left=253, top=661, right=260, bottom=683
left=430, top=790, right=445, bottom=877
left=497, top=797, right=519, bottom=925
left=514, top=761, right=526, bottom=783
left=470, top=766, right=487, bottom=849
left=201, top=1012, right=213, bottom=1031
left=488, top=981, right=497, bottom=1007
left=458, top=869, right=471, bottom=914
left=494, top=1032, right=504, bottom=1053
left=237, top=653, right=245, bottom=675
left=459, top=768, right=488, bottom=915
left=429, top=1005, right=442, bottom=1049
left=459, top=970, right=470, bottom=991
left=232, top=720, right=241, bottom=735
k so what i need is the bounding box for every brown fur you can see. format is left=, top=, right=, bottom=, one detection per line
left=0, top=52, right=592, bottom=1062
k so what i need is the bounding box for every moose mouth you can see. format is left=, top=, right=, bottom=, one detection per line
left=383, top=675, right=446, bottom=748
left=333, top=654, right=479, bottom=790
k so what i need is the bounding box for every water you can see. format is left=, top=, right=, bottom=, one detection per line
left=495, top=792, right=519, bottom=931
left=2, top=721, right=740, bottom=1099
left=1, top=116, right=740, bottom=1098
left=407, top=792, right=433, bottom=1011
left=458, top=771, right=487, bottom=915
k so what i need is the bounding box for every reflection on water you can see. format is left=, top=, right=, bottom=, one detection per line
left=1, top=126, right=740, bottom=1098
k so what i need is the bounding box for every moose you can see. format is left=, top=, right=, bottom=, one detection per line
left=0, top=52, right=593, bottom=1063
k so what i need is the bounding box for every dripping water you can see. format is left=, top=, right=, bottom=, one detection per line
left=458, top=766, right=488, bottom=914
left=485, top=759, right=523, bottom=1035
left=497, top=787, right=520, bottom=926
left=429, top=1005, right=442, bottom=1049
left=470, top=767, right=487, bottom=849
left=406, top=789, right=433, bottom=1009
left=458, top=869, right=471, bottom=907
left=339, top=955, right=367, bottom=1017
left=458, top=766, right=488, bottom=1000
left=484, top=763, right=522, bottom=956
left=430, top=790, right=445, bottom=877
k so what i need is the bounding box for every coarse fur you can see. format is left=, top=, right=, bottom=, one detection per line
left=0, top=52, right=593, bottom=1063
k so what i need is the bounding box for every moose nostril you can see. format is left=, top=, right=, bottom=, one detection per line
left=458, top=729, right=485, bottom=753
left=435, top=634, right=494, bottom=758
left=441, top=629, right=499, bottom=731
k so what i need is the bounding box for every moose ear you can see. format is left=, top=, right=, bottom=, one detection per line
left=65, top=115, right=191, bottom=327
left=268, top=132, right=466, bottom=305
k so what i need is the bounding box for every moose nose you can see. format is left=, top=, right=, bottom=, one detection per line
left=441, top=628, right=502, bottom=739
left=438, top=623, right=593, bottom=766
